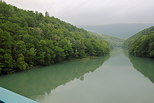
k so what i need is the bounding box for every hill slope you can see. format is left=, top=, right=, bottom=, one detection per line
left=101, top=34, right=124, bottom=48
left=124, top=26, right=154, bottom=58
left=79, top=23, right=154, bottom=39
left=0, top=1, right=110, bottom=75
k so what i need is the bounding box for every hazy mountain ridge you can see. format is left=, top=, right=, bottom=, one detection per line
left=79, top=23, right=154, bottom=39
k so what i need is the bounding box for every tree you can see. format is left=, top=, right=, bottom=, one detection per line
left=25, top=47, right=36, bottom=65
left=16, top=53, right=28, bottom=70
left=45, top=11, right=50, bottom=17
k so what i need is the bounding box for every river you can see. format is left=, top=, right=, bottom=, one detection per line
left=0, top=48, right=154, bottom=103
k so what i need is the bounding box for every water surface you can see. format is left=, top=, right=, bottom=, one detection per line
left=0, top=48, right=154, bottom=103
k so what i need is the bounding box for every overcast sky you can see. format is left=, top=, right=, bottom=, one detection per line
left=4, top=0, right=154, bottom=25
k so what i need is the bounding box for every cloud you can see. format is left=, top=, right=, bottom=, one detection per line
left=4, top=0, right=154, bottom=25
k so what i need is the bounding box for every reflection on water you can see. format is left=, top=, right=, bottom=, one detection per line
left=35, top=48, right=154, bottom=103
left=1, top=48, right=154, bottom=103
left=0, top=55, right=109, bottom=98
left=129, top=55, right=154, bottom=83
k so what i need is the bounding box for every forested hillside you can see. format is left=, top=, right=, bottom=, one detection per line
left=101, top=34, right=124, bottom=48
left=124, top=26, right=154, bottom=58
left=0, top=1, right=110, bottom=75
left=88, top=32, right=124, bottom=48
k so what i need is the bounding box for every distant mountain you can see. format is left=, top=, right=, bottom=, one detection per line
left=79, top=23, right=154, bottom=39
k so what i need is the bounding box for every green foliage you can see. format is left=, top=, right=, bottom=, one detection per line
left=0, top=1, right=110, bottom=75
left=100, top=34, right=124, bottom=48
left=124, top=26, right=154, bottom=58
left=16, top=53, right=28, bottom=70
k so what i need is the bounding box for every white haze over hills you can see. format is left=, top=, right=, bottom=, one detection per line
left=79, top=23, right=154, bottom=39
left=4, top=0, right=154, bottom=25
left=4, top=0, right=154, bottom=38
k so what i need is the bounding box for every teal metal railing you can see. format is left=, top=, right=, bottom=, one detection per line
left=0, top=87, right=38, bottom=103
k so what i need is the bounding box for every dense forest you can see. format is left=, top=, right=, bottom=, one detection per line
left=124, top=26, right=154, bottom=58
left=0, top=1, right=110, bottom=75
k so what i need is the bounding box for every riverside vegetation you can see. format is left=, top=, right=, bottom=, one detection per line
left=0, top=1, right=110, bottom=75
left=0, top=1, right=154, bottom=76
left=124, top=26, right=154, bottom=58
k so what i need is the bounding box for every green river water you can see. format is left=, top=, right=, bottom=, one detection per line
left=0, top=48, right=154, bottom=103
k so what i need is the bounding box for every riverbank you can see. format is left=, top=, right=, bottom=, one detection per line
left=1, top=48, right=154, bottom=103
left=0, top=55, right=109, bottom=76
